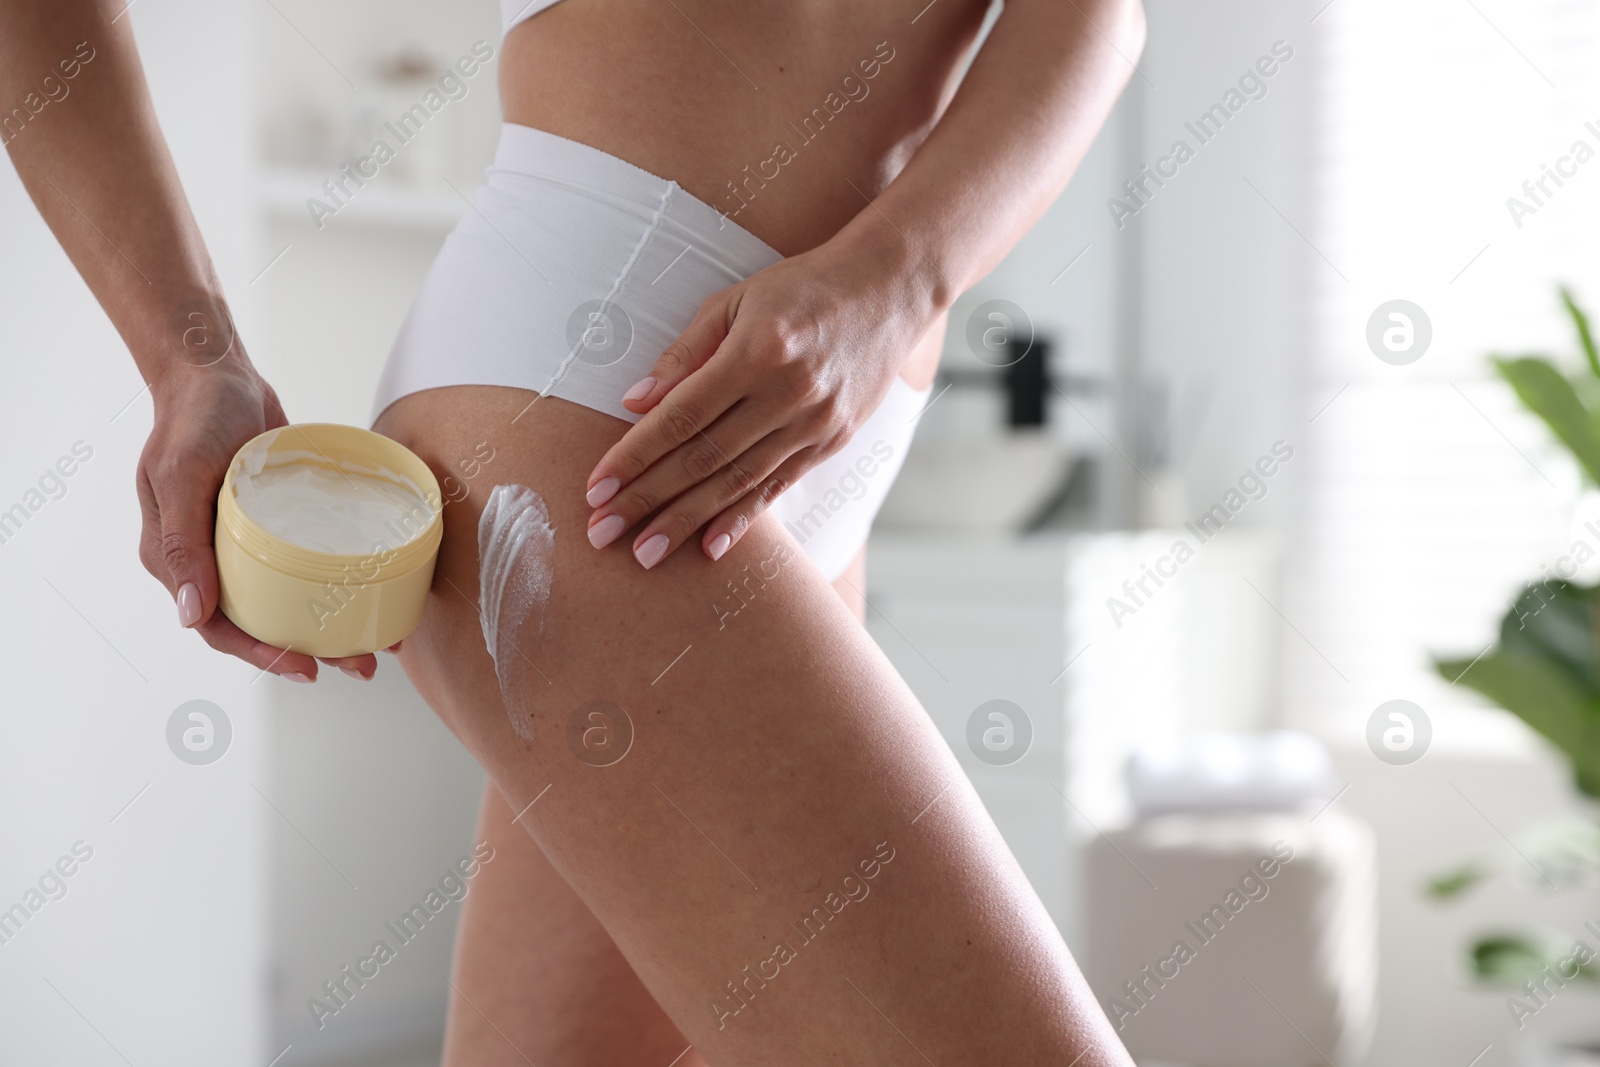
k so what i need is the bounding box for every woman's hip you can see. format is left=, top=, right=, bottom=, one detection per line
left=374, top=123, right=931, bottom=579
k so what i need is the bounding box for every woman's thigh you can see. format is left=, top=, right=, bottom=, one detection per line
left=441, top=551, right=867, bottom=1067
left=378, top=385, right=1119, bottom=1066
left=438, top=550, right=864, bottom=1067
left=443, top=781, right=707, bottom=1066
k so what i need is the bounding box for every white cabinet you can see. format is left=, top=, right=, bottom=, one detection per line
left=863, top=536, right=1078, bottom=935
left=863, top=530, right=1282, bottom=951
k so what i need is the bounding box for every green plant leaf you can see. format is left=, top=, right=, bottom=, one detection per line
left=1496, top=579, right=1600, bottom=690
left=1434, top=640, right=1600, bottom=800
left=1469, top=932, right=1600, bottom=984
left=1492, top=356, right=1600, bottom=485
left=1426, top=863, right=1488, bottom=899
left=1562, top=287, right=1600, bottom=381
left=1518, top=818, right=1600, bottom=890
left=1471, top=935, right=1554, bottom=983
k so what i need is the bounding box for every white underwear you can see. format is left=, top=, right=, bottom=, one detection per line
left=373, top=123, right=929, bottom=580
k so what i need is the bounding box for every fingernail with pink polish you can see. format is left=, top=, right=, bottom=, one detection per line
left=177, top=582, right=202, bottom=628
left=339, top=666, right=369, bottom=681
left=586, top=476, right=620, bottom=507
left=588, top=513, right=626, bottom=549
left=635, top=533, right=670, bottom=569
left=707, top=533, right=732, bottom=561
left=623, top=376, right=656, bottom=403
left=283, top=672, right=315, bottom=684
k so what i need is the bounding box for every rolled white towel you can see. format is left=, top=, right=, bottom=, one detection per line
left=1127, top=730, right=1338, bottom=818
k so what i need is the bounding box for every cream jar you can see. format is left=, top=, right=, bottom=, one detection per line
left=215, top=424, right=443, bottom=658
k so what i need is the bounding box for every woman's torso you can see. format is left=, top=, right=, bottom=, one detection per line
left=499, top=0, right=993, bottom=386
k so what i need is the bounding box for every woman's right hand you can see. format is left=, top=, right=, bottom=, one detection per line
left=136, top=358, right=380, bottom=682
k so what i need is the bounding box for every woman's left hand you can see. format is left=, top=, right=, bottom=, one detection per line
left=582, top=235, right=936, bottom=569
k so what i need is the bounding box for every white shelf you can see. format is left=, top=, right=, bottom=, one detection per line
left=257, top=165, right=469, bottom=233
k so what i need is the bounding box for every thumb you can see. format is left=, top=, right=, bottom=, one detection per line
left=158, top=459, right=223, bottom=630
left=621, top=292, right=734, bottom=414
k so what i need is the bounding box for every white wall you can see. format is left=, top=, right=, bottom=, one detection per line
left=1130, top=0, right=1311, bottom=537
left=1122, top=3, right=1600, bottom=1064
left=0, top=1, right=266, bottom=1064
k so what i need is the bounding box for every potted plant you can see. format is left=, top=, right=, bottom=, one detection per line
left=1430, top=290, right=1600, bottom=1047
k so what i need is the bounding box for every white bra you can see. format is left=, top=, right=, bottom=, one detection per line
left=501, top=0, right=564, bottom=33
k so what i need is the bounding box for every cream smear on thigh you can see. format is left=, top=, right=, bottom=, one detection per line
left=476, top=484, right=554, bottom=739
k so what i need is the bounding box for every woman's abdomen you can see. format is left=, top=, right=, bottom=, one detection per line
left=496, top=0, right=988, bottom=260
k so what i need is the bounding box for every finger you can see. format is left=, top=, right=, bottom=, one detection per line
left=587, top=400, right=771, bottom=544
left=627, top=432, right=803, bottom=569
left=585, top=297, right=740, bottom=509
left=193, top=610, right=322, bottom=682
left=701, top=451, right=818, bottom=561
left=141, top=453, right=323, bottom=680
left=619, top=291, right=735, bottom=416
left=136, top=464, right=168, bottom=588
left=152, top=453, right=226, bottom=632
left=318, top=653, right=380, bottom=680
left=584, top=354, right=747, bottom=512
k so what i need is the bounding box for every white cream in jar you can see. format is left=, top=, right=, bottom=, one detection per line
left=233, top=433, right=436, bottom=556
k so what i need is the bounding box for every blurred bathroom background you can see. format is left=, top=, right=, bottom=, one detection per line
left=3, top=0, right=1599, bottom=1064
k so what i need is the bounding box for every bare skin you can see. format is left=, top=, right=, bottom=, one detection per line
left=378, top=386, right=1129, bottom=1066
left=499, top=0, right=991, bottom=260
left=4, top=0, right=1144, bottom=1061
left=441, top=550, right=863, bottom=1067
left=430, top=5, right=1143, bottom=1058
left=507, top=0, right=1147, bottom=568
